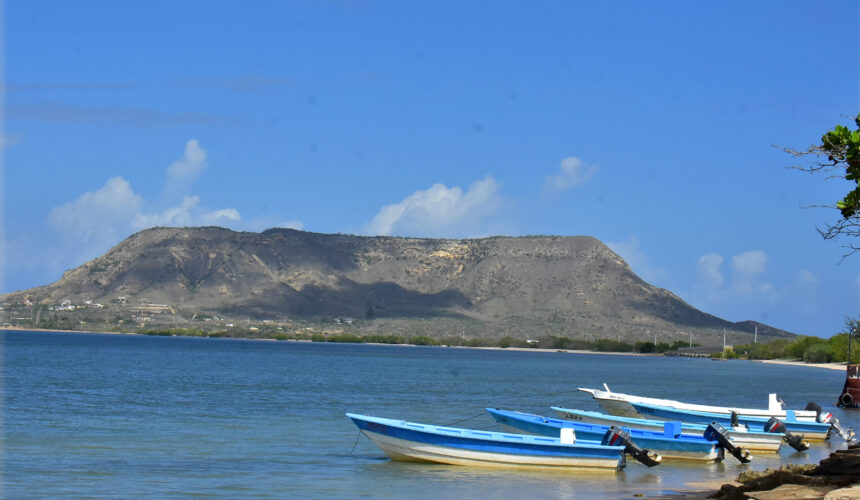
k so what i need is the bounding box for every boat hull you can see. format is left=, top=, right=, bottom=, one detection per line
left=628, top=402, right=831, bottom=441
left=838, top=365, right=860, bottom=408
left=346, top=413, right=626, bottom=470
left=578, top=387, right=818, bottom=422
left=487, top=408, right=720, bottom=462
left=552, top=407, right=783, bottom=452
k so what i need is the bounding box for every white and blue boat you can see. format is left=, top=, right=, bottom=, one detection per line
left=578, top=385, right=819, bottom=421
left=346, top=413, right=628, bottom=470
left=551, top=406, right=786, bottom=452
left=628, top=401, right=832, bottom=441
left=486, top=408, right=727, bottom=463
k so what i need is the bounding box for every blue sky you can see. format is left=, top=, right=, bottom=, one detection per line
left=4, top=1, right=859, bottom=337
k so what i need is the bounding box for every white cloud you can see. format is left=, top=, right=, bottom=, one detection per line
left=364, top=175, right=505, bottom=237
left=797, top=268, right=817, bottom=287
left=693, top=249, right=777, bottom=311
left=696, top=253, right=725, bottom=290
left=132, top=196, right=200, bottom=229
left=542, top=156, right=597, bottom=195
left=42, top=176, right=145, bottom=271
left=6, top=140, right=308, bottom=291
left=48, top=176, right=144, bottom=245
left=731, top=250, right=767, bottom=280
left=201, top=208, right=242, bottom=225
left=607, top=235, right=668, bottom=285
left=730, top=250, right=773, bottom=295
left=165, top=139, right=207, bottom=200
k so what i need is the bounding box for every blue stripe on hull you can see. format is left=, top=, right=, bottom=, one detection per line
left=486, top=408, right=716, bottom=460
left=629, top=402, right=830, bottom=439
left=551, top=406, right=783, bottom=452
left=347, top=414, right=625, bottom=462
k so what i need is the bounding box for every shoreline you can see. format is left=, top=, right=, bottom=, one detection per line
left=757, top=358, right=847, bottom=371
left=2, top=327, right=851, bottom=369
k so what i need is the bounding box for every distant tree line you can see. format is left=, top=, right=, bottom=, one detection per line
left=728, top=330, right=859, bottom=364
left=306, top=332, right=694, bottom=353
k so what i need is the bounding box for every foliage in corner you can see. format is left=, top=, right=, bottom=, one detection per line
left=788, top=113, right=860, bottom=253
left=821, top=115, right=860, bottom=217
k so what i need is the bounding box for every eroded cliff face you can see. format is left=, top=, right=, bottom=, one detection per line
left=3, top=226, right=793, bottom=344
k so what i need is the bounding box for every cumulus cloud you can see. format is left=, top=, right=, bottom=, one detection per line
left=42, top=176, right=145, bottom=269
left=132, top=196, right=201, bottom=229
left=693, top=249, right=777, bottom=310
left=364, top=175, right=505, bottom=237
left=8, top=140, right=304, bottom=291
left=165, top=139, right=207, bottom=200
left=48, top=176, right=144, bottom=245
left=696, top=253, right=725, bottom=290
left=607, top=235, right=668, bottom=285
left=730, top=250, right=773, bottom=295
left=542, top=156, right=597, bottom=195
left=200, top=208, right=242, bottom=225
left=731, top=250, right=767, bottom=280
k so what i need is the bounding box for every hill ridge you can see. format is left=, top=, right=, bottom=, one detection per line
left=0, top=226, right=794, bottom=348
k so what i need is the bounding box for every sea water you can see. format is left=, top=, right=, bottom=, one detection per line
left=4, top=330, right=856, bottom=498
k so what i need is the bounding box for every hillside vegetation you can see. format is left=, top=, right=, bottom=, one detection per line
left=0, top=227, right=796, bottom=349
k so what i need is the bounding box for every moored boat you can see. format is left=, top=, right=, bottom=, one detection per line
left=838, top=364, right=860, bottom=408
left=486, top=407, right=743, bottom=463
left=551, top=406, right=785, bottom=452
left=578, top=384, right=818, bottom=421
left=837, top=327, right=859, bottom=408
left=345, top=413, right=628, bottom=470
left=628, top=401, right=832, bottom=441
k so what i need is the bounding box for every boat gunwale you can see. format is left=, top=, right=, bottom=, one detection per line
left=345, top=412, right=625, bottom=451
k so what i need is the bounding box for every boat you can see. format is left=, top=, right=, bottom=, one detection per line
left=551, top=406, right=788, bottom=452
left=837, top=331, right=860, bottom=408
left=627, top=401, right=833, bottom=441
left=345, top=413, right=628, bottom=470
left=838, top=364, right=860, bottom=408
left=486, top=408, right=742, bottom=463
left=578, top=384, right=818, bottom=421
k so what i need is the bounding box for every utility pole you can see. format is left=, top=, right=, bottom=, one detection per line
left=689, top=331, right=692, bottom=348
left=754, top=325, right=758, bottom=344
left=723, top=328, right=727, bottom=352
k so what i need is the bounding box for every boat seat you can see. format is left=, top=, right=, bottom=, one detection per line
left=663, top=421, right=682, bottom=438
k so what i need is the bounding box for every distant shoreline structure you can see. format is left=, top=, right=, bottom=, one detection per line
left=1, top=326, right=845, bottom=370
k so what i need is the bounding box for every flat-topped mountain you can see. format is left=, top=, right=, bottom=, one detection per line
left=2, top=227, right=793, bottom=347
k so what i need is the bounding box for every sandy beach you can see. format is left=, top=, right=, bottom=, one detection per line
left=758, top=359, right=847, bottom=371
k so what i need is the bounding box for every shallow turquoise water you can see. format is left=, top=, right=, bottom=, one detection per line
left=4, top=330, right=857, bottom=498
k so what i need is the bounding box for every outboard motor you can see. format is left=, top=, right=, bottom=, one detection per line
left=601, top=426, right=662, bottom=467
left=806, top=402, right=856, bottom=442
left=728, top=411, right=751, bottom=431
left=703, top=421, right=752, bottom=464
left=764, top=416, right=809, bottom=451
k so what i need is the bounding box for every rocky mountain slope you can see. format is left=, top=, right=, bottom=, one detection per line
left=2, top=227, right=794, bottom=347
